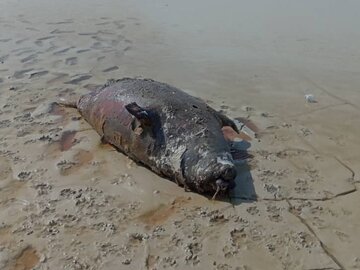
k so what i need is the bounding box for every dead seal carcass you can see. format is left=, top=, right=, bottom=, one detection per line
left=61, top=78, right=247, bottom=197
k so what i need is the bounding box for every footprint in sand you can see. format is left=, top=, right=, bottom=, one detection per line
left=25, top=27, right=39, bottom=32
left=76, top=49, right=90, bottom=54
left=102, top=66, right=119, bottom=73
left=50, top=29, right=75, bottom=34
left=13, top=69, right=34, bottom=79
left=56, top=150, right=93, bottom=176
left=15, top=38, right=29, bottom=44
left=28, top=70, right=49, bottom=79
left=37, top=36, right=56, bottom=41
left=46, top=73, right=68, bottom=84
left=20, top=53, right=38, bottom=63
left=53, top=47, right=74, bottom=55
left=92, top=41, right=114, bottom=50
left=65, top=57, right=78, bottom=66
left=78, top=32, right=98, bottom=36
left=0, top=156, right=12, bottom=181
left=123, top=46, right=132, bottom=52
left=111, top=39, right=120, bottom=46
left=15, top=49, right=35, bottom=56
left=47, top=19, right=73, bottom=25
left=0, top=54, right=9, bottom=63
left=64, top=75, right=92, bottom=85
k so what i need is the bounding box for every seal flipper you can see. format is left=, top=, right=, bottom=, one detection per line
left=234, top=117, right=259, bottom=134
left=55, top=97, right=79, bottom=109
left=207, top=106, right=239, bottom=133
left=222, top=126, right=252, bottom=142
left=125, top=102, right=152, bottom=126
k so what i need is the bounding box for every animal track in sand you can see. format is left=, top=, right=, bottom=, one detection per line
left=56, top=150, right=93, bottom=176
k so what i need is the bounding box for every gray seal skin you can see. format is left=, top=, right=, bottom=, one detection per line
left=73, top=78, right=240, bottom=196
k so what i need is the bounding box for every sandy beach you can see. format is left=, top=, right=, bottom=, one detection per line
left=1, top=0, right=360, bottom=269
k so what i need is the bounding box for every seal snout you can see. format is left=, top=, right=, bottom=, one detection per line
left=213, top=162, right=237, bottom=198
left=215, top=179, right=235, bottom=190
left=221, top=166, right=237, bottom=182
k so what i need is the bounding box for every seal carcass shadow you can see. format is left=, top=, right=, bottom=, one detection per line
left=228, top=140, right=257, bottom=205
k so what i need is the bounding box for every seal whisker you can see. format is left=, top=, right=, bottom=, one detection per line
left=211, top=185, right=220, bottom=200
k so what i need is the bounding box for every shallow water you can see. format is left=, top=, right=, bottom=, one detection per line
left=2, top=0, right=360, bottom=115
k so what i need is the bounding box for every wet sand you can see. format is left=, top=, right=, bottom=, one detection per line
left=1, top=0, right=360, bottom=269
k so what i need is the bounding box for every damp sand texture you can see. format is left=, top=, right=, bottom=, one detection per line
left=1, top=0, right=360, bottom=269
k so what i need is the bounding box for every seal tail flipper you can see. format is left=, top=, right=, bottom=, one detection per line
left=234, top=116, right=259, bottom=133
left=55, top=97, right=78, bottom=108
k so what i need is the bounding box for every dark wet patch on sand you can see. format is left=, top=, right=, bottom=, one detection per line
left=123, top=46, right=131, bottom=52
left=95, top=21, right=111, bottom=26
left=102, top=66, right=119, bottom=73
left=0, top=227, right=13, bottom=246
left=138, top=197, right=190, bottom=226
left=11, top=246, right=39, bottom=270
left=49, top=102, right=67, bottom=117
left=91, top=42, right=109, bottom=50
left=53, top=47, right=74, bottom=55
left=65, top=57, right=77, bottom=66
left=113, top=20, right=125, bottom=29
left=50, top=29, right=75, bottom=34
left=37, top=36, right=56, bottom=41
left=13, top=69, right=34, bottom=79
left=83, top=83, right=102, bottom=91
left=29, top=70, right=49, bottom=79
left=97, top=56, right=106, bottom=61
left=44, top=44, right=58, bottom=52
left=15, top=38, right=29, bottom=44
left=77, top=49, right=91, bottom=53
left=25, top=27, right=39, bottom=32
left=0, top=54, right=9, bottom=63
left=78, top=32, right=98, bottom=36
left=64, top=75, right=92, bottom=85
left=47, top=73, right=68, bottom=84
left=59, top=130, right=77, bottom=151
left=20, top=53, right=38, bottom=63
left=47, top=19, right=73, bottom=25
left=15, top=49, right=35, bottom=56
left=57, top=150, right=94, bottom=176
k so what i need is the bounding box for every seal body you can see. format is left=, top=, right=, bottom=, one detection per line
left=76, top=78, right=239, bottom=195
